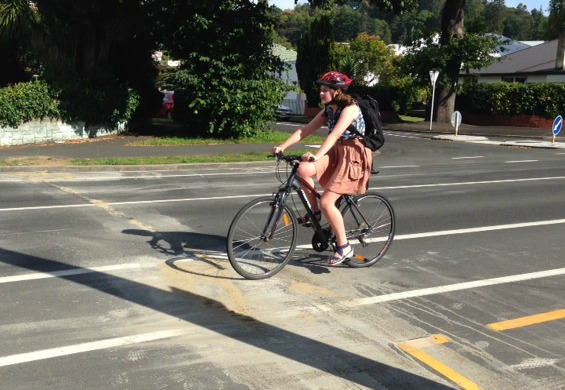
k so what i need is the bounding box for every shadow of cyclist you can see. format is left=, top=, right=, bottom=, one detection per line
left=123, top=228, right=337, bottom=277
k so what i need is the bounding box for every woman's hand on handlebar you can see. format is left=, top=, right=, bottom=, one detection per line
left=272, top=146, right=284, bottom=156
left=302, top=152, right=316, bottom=162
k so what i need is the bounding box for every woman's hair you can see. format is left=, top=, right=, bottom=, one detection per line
left=322, top=90, right=355, bottom=118
left=331, top=90, right=355, bottom=107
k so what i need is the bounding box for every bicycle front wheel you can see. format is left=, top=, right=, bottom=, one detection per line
left=341, top=192, right=395, bottom=267
left=226, top=196, right=298, bottom=279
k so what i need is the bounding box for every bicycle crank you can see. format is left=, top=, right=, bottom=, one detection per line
left=311, top=228, right=331, bottom=252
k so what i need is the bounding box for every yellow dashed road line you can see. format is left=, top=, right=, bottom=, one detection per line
left=487, top=309, right=565, bottom=331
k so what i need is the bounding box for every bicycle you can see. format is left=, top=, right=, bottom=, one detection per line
left=226, top=153, right=395, bottom=280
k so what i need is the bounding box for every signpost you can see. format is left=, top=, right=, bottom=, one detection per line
left=451, top=110, right=462, bottom=136
left=429, top=70, right=439, bottom=131
left=552, top=115, right=562, bottom=144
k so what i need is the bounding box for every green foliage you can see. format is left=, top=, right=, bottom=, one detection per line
left=0, top=0, right=39, bottom=36
left=276, top=0, right=548, bottom=49
left=402, top=33, right=499, bottom=88
left=296, top=13, right=334, bottom=107
left=158, top=1, right=289, bottom=139
left=48, top=71, right=141, bottom=127
left=546, top=0, right=565, bottom=39
left=348, top=33, right=395, bottom=83
left=172, top=70, right=288, bottom=138
left=0, top=81, right=60, bottom=128
left=0, top=0, right=156, bottom=127
left=349, top=82, right=418, bottom=113
left=458, top=82, right=565, bottom=119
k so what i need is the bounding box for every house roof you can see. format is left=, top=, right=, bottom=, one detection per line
left=488, top=34, right=531, bottom=57
left=272, top=44, right=297, bottom=62
left=468, top=38, right=563, bottom=75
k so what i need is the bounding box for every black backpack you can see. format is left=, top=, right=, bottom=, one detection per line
left=349, top=94, right=385, bottom=151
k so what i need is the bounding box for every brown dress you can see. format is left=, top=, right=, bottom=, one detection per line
left=315, top=138, right=373, bottom=195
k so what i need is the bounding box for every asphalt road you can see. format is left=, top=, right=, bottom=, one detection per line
left=1, top=131, right=564, bottom=389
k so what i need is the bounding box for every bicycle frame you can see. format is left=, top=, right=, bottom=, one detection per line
left=226, top=153, right=396, bottom=278
left=266, top=155, right=372, bottom=247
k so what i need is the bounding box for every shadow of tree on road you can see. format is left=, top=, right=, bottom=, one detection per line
left=0, top=246, right=454, bottom=389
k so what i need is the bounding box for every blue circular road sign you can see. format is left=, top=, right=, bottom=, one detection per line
left=553, top=115, right=563, bottom=136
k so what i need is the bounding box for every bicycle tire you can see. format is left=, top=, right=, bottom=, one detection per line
left=341, top=192, right=395, bottom=267
left=226, top=196, right=298, bottom=279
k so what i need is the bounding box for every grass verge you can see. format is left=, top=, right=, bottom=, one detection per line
left=128, top=131, right=325, bottom=146
left=0, top=150, right=313, bottom=166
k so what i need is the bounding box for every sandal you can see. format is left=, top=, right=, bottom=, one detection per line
left=297, top=210, right=321, bottom=227
left=328, top=243, right=354, bottom=266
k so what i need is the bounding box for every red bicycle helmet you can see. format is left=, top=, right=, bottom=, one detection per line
left=317, top=71, right=353, bottom=90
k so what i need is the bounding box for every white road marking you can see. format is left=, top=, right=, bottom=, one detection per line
left=0, top=329, right=190, bottom=367
left=394, top=218, right=565, bottom=240
left=0, top=263, right=154, bottom=284
left=375, top=175, right=565, bottom=190
left=379, top=165, right=421, bottom=169
left=2, top=176, right=565, bottom=212
left=452, top=156, right=484, bottom=160
left=343, top=267, right=565, bottom=307
left=505, top=160, right=538, bottom=163
left=0, top=203, right=95, bottom=212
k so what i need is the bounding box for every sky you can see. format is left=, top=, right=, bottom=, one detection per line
left=269, top=0, right=550, bottom=14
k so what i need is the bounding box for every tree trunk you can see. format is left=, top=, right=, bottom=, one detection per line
left=436, top=0, right=466, bottom=123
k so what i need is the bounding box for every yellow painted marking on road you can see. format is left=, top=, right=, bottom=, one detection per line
left=397, top=334, right=482, bottom=390
left=487, top=309, right=565, bottom=331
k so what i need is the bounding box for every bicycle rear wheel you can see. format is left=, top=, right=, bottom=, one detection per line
left=226, top=196, right=298, bottom=279
left=341, top=192, right=395, bottom=267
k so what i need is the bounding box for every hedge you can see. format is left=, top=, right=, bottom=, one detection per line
left=0, top=81, right=61, bottom=128
left=457, top=82, right=565, bottom=119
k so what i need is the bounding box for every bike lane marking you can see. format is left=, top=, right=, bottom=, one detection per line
left=342, top=267, right=565, bottom=308
left=0, top=263, right=154, bottom=284
left=0, top=329, right=190, bottom=368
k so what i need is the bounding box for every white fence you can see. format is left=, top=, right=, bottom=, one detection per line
left=0, top=120, right=122, bottom=146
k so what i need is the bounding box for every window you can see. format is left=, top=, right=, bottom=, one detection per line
left=502, top=76, right=526, bottom=83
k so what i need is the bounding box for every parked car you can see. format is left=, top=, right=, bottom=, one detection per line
left=275, top=104, right=292, bottom=120
left=158, top=91, right=174, bottom=120
left=171, top=89, right=190, bottom=124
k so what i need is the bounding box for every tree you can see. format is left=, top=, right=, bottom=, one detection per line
left=347, top=33, right=394, bottom=84
left=155, top=0, right=288, bottom=138
left=1, top=0, right=288, bottom=136
left=275, top=5, right=314, bottom=48
left=0, top=0, right=38, bottom=85
left=296, top=13, right=334, bottom=107
left=546, top=0, right=565, bottom=39
left=402, top=0, right=499, bottom=123
left=482, top=0, right=506, bottom=34
left=0, top=0, right=158, bottom=126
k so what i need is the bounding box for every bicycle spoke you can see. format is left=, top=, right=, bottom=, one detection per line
left=227, top=197, right=297, bottom=279
left=342, top=193, right=395, bottom=267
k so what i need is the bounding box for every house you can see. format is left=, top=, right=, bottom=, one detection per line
left=462, top=31, right=565, bottom=84
left=272, top=44, right=305, bottom=115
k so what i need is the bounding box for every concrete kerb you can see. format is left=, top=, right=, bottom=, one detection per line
left=432, top=134, right=565, bottom=149
left=0, top=160, right=277, bottom=173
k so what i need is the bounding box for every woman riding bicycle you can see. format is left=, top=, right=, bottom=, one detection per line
left=272, top=71, right=373, bottom=265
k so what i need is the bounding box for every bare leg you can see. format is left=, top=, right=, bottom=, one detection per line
left=320, top=191, right=346, bottom=245
left=297, top=162, right=319, bottom=213
left=321, top=190, right=353, bottom=264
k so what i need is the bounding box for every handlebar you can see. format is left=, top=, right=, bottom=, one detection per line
left=274, top=152, right=315, bottom=164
